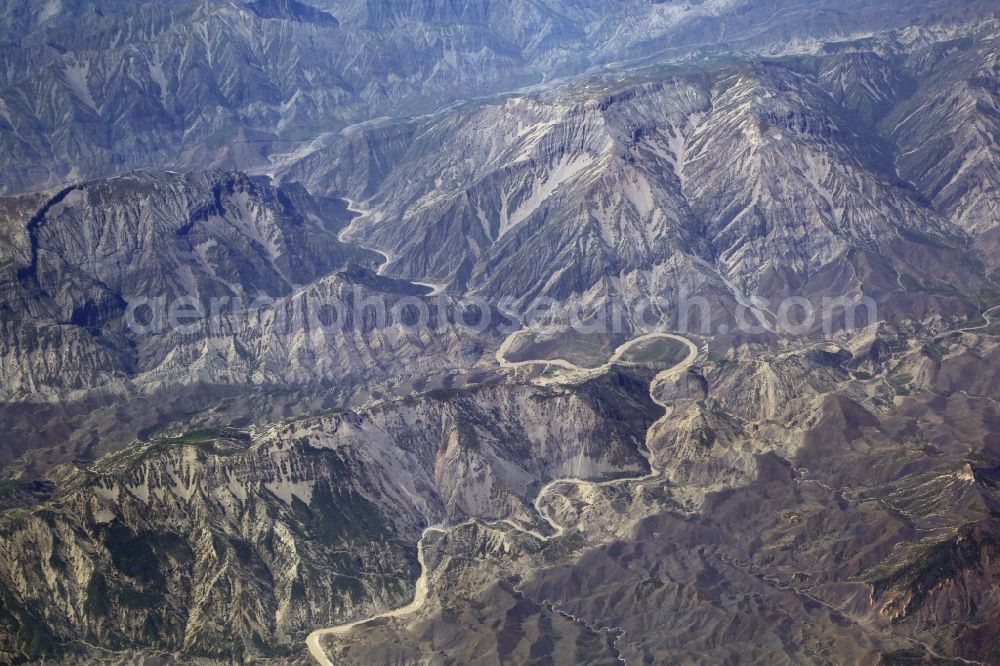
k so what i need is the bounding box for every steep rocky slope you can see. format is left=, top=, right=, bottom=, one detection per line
left=287, top=40, right=996, bottom=332
left=0, top=170, right=502, bottom=473
left=1, top=4, right=1000, bottom=666
left=0, top=170, right=494, bottom=400
left=888, top=25, right=1000, bottom=241
left=0, top=371, right=657, bottom=662
left=312, top=322, right=1000, bottom=666
left=0, top=0, right=996, bottom=194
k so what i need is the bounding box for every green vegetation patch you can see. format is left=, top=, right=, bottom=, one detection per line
left=617, top=337, right=688, bottom=367
left=888, top=373, right=914, bottom=396
left=920, top=341, right=948, bottom=362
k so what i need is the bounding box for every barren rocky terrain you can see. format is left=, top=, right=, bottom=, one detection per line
left=0, top=1, right=999, bottom=664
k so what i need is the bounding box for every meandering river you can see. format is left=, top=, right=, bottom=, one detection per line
left=306, top=329, right=699, bottom=664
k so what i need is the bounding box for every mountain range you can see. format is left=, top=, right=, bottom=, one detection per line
left=1, top=1, right=1000, bottom=664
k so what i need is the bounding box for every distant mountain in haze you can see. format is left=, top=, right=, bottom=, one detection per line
left=1, top=2, right=1000, bottom=664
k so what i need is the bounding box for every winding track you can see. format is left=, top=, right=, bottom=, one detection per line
left=306, top=522, right=461, bottom=666
left=960, top=304, right=1000, bottom=333
left=306, top=330, right=699, bottom=664
left=496, top=329, right=698, bottom=376
left=310, top=197, right=995, bottom=664
left=338, top=198, right=391, bottom=274
left=339, top=198, right=448, bottom=295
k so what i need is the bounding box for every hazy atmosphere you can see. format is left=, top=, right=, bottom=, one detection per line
left=0, top=1, right=999, bottom=664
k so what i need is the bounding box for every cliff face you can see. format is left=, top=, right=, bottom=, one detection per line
left=0, top=0, right=994, bottom=194
left=311, top=330, right=1000, bottom=666
left=0, top=371, right=658, bottom=662
left=1, top=3, right=1000, bottom=666
left=0, top=170, right=497, bottom=405
left=287, top=42, right=995, bottom=326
